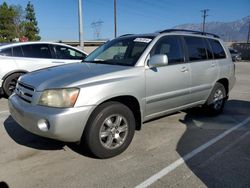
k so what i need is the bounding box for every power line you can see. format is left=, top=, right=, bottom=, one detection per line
left=201, top=9, right=209, bottom=33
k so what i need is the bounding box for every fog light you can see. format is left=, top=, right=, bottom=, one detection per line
left=37, top=119, right=50, bottom=132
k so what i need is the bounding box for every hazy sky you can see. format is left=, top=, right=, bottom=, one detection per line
left=1, top=0, right=250, bottom=41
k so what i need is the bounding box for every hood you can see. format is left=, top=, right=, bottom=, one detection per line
left=19, top=63, right=133, bottom=91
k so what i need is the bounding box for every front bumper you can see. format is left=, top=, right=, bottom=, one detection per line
left=8, top=94, right=95, bottom=142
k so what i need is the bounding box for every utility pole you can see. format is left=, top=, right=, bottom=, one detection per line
left=78, top=0, right=84, bottom=49
left=247, top=22, right=250, bottom=44
left=201, top=9, right=209, bottom=33
left=114, top=0, right=117, bottom=38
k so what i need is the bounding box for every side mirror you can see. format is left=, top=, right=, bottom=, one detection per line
left=148, top=54, right=168, bottom=68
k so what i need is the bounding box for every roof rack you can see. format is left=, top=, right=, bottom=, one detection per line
left=159, top=29, right=220, bottom=38
left=119, top=34, right=133, bottom=37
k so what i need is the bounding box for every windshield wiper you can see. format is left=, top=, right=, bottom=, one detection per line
left=84, top=60, right=104, bottom=63
left=84, top=60, right=131, bottom=66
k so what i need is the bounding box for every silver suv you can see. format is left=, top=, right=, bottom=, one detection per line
left=8, top=30, right=235, bottom=158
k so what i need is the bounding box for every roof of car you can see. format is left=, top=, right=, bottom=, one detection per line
left=0, top=41, right=87, bottom=54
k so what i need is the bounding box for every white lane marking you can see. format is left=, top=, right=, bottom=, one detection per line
left=135, top=116, right=250, bottom=188
left=0, top=110, right=9, bottom=114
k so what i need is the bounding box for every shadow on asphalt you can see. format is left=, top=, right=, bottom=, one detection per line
left=3, top=99, right=250, bottom=182
left=4, top=116, right=65, bottom=150
left=177, top=99, right=250, bottom=187
left=3, top=115, right=96, bottom=158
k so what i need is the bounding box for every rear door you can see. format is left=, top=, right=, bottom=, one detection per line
left=13, top=44, right=58, bottom=71
left=183, top=36, right=219, bottom=103
left=145, top=35, right=191, bottom=118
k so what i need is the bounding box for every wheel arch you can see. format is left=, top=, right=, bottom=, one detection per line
left=89, top=95, right=142, bottom=131
left=2, top=70, right=28, bottom=97
left=216, top=78, right=229, bottom=96
left=2, top=70, right=28, bottom=81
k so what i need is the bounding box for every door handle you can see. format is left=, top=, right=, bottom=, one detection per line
left=52, top=61, right=65, bottom=64
left=181, top=66, right=188, bottom=72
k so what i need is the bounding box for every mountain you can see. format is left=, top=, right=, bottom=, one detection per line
left=173, top=16, right=250, bottom=42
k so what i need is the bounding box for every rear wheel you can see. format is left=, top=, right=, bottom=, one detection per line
left=3, top=73, right=24, bottom=97
left=204, top=82, right=226, bottom=115
left=83, top=101, right=135, bottom=158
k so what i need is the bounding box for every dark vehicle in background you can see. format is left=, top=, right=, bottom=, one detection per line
left=229, top=48, right=241, bottom=62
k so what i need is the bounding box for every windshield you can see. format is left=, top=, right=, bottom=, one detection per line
left=84, top=36, right=154, bottom=66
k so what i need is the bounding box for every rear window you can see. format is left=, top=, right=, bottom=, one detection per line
left=184, top=36, right=207, bottom=62
left=204, top=39, right=213, bottom=59
left=208, top=39, right=226, bottom=59
left=0, top=48, right=12, bottom=56
left=22, top=44, right=52, bottom=58
left=13, top=46, right=24, bottom=57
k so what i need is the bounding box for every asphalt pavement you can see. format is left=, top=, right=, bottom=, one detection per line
left=0, top=62, right=249, bottom=188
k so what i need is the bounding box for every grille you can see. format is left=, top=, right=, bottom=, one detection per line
left=15, top=82, right=35, bottom=103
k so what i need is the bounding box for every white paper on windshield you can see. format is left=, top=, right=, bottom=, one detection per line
left=134, top=38, right=152, bottom=43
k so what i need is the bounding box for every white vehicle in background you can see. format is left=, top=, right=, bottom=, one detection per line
left=0, top=42, right=87, bottom=97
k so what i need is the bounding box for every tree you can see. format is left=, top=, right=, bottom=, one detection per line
left=12, top=5, right=25, bottom=39
left=0, top=2, right=16, bottom=42
left=23, top=1, right=40, bottom=41
left=0, top=1, right=40, bottom=42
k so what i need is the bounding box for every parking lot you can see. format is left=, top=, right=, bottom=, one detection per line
left=0, top=62, right=250, bottom=188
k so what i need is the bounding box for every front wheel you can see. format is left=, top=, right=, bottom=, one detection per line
left=203, top=83, right=227, bottom=116
left=83, top=101, right=135, bottom=158
left=3, top=73, right=24, bottom=97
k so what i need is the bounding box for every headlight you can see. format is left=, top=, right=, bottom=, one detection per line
left=38, top=88, right=80, bottom=108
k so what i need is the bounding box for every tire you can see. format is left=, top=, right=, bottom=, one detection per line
left=83, top=101, right=136, bottom=159
left=3, top=73, right=24, bottom=97
left=204, top=82, right=226, bottom=116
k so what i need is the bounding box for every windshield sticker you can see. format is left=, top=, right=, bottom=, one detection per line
left=134, top=38, right=152, bottom=43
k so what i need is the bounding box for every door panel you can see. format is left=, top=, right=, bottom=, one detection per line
left=145, top=64, right=190, bottom=117
left=14, top=57, right=60, bottom=71
left=189, top=60, right=219, bottom=102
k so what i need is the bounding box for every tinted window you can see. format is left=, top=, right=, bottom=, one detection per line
left=184, top=36, right=207, bottom=62
left=151, top=36, right=184, bottom=64
left=54, top=45, right=86, bottom=60
left=22, top=44, right=52, bottom=58
left=0, top=48, right=12, bottom=56
left=229, top=49, right=236, bottom=53
left=204, top=39, right=213, bottom=59
left=13, top=46, right=23, bottom=57
left=209, top=39, right=226, bottom=59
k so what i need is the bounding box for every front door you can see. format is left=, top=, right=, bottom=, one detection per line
left=145, top=35, right=190, bottom=119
